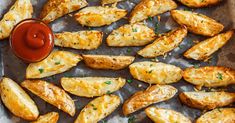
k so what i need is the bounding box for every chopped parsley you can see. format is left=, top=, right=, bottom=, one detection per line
left=217, top=108, right=222, bottom=112
left=128, top=116, right=136, bottom=123
left=127, top=79, right=133, bottom=83
left=55, top=61, right=60, bottom=65
left=90, top=104, right=97, bottom=110
left=0, top=30, right=2, bottom=33
left=104, top=81, right=112, bottom=85
left=148, top=70, right=153, bottom=73
left=148, top=16, right=152, bottom=21
left=101, top=121, right=107, bottom=123
left=178, top=45, right=183, bottom=49
left=106, top=90, right=112, bottom=95
left=217, top=73, right=223, bottom=80
left=132, top=28, right=137, bottom=32
left=193, top=64, right=200, bottom=68
left=154, top=21, right=159, bottom=34
left=127, top=48, right=131, bottom=53
left=38, top=68, right=44, bottom=73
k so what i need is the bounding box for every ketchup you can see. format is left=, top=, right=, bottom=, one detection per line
left=10, top=19, right=54, bottom=63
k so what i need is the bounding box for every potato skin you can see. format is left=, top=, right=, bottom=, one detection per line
left=40, top=0, right=88, bottom=23
left=171, top=10, right=224, bottom=36
left=183, top=66, right=235, bottom=88
left=196, top=108, right=235, bottom=123
left=179, top=92, right=235, bottom=110
left=54, top=31, right=103, bottom=50
left=21, top=80, right=75, bottom=116
left=138, top=26, right=187, bottom=58
left=26, top=50, right=82, bottom=79
left=106, top=23, right=156, bottom=47
left=129, top=0, right=177, bottom=23
left=129, top=61, right=182, bottom=84
left=74, top=6, right=127, bottom=27
left=74, top=94, right=120, bottom=123
left=178, top=0, right=222, bottom=8
left=123, top=85, right=177, bottom=115
left=82, top=55, right=135, bottom=70
left=0, top=78, right=39, bottom=121
left=61, top=77, right=126, bottom=97
left=31, top=112, right=59, bottom=123
left=145, top=107, right=192, bottom=123
left=0, top=0, right=33, bottom=40
left=184, top=30, right=234, bottom=61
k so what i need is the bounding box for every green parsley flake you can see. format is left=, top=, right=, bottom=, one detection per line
left=55, top=61, right=60, bottom=65
left=194, top=64, right=200, bottom=68
left=106, top=90, right=112, bottom=94
left=148, top=16, right=152, bottom=21
left=104, top=81, right=112, bottom=85
left=127, top=79, right=133, bottom=83
left=127, top=48, right=131, bottom=53
left=128, top=116, right=136, bottom=123
left=38, top=68, right=44, bottom=73
left=132, top=28, right=137, bottom=32
left=154, top=21, right=159, bottom=34
left=217, top=73, right=223, bottom=80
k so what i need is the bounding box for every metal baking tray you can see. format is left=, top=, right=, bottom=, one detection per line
left=0, top=0, right=234, bottom=123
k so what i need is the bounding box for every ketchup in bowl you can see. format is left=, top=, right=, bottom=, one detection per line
left=10, top=19, right=54, bottom=63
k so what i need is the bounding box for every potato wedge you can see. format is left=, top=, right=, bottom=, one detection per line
left=26, top=50, right=82, bottom=79
left=106, top=23, right=156, bottom=47
left=31, top=112, right=59, bottom=123
left=0, top=78, right=39, bottom=121
left=129, top=0, right=177, bottom=24
left=54, top=31, right=103, bottom=50
left=82, top=54, right=135, bottom=70
left=138, top=26, right=187, bottom=58
left=171, top=10, right=224, bottom=36
left=178, top=0, right=222, bottom=8
left=129, top=61, right=182, bottom=84
left=74, top=94, right=120, bottom=123
left=145, top=107, right=192, bottom=123
left=74, top=6, right=127, bottom=27
left=179, top=92, right=235, bottom=110
left=183, top=66, right=235, bottom=88
left=123, top=85, right=177, bottom=115
left=0, top=0, right=33, bottom=40
left=40, top=0, right=88, bottom=23
left=61, top=77, right=126, bottom=97
left=101, top=0, right=123, bottom=5
left=21, top=80, right=75, bottom=116
left=184, top=30, right=234, bottom=61
left=196, top=108, right=235, bottom=123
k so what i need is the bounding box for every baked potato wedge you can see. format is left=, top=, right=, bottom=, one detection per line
left=129, top=0, right=177, bottom=24
left=26, top=50, right=82, bottom=79
left=145, top=107, right=192, bottom=123
left=82, top=54, right=135, bottom=70
left=179, top=91, right=235, bottom=110
left=21, top=80, right=75, bottom=116
left=0, top=77, right=39, bottom=121
left=184, top=30, right=234, bottom=61
left=0, top=0, right=33, bottom=40
left=101, top=0, right=123, bottom=5
left=129, top=61, right=182, bottom=84
left=123, top=85, right=177, bottom=115
left=61, top=77, right=126, bottom=97
left=74, top=94, right=120, bottom=123
left=54, top=31, right=103, bottom=50
left=183, top=66, right=235, bottom=88
left=106, top=23, right=156, bottom=47
left=196, top=108, right=235, bottom=123
left=74, top=6, right=127, bottom=27
left=31, top=112, right=59, bottom=123
left=171, top=10, right=224, bottom=36
left=138, top=26, right=187, bottom=58
left=178, top=0, right=222, bottom=8
left=40, top=0, right=88, bottom=23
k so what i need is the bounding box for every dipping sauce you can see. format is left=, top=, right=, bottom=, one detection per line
left=10, top=19, right=54, bottom=63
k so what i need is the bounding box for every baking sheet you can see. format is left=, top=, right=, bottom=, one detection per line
left=0, top=0, right=235, bottom=123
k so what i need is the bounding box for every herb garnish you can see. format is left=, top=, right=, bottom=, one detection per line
left=127, top=79, right=133, bottom=83
left=104, top=81, right=112, bottom=85
left=128, top=116, right=136, bottom=123
left=38, top=68, right=44, bottom=73
left=217, top=73, right=223, bottom=80
left=127, top=48, right=131, bottom=53
left=154, top=21, right=159, bottom=34
left=148, top=16, right=152, bottom=21
left=106, top=90, right=112, bottom=94
left=132, top=28, right=137, bottom=32
left=55, top=61, right=60, bottom=65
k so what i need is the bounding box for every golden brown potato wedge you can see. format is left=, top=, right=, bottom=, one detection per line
left=31, top=112, right=59, bottom=123
left=0, top=78, right=39, bottom=121
left=129, top=61, right=182, bottom=84
left=54, top=31, right=103, bottom=50
left=21, top=80, right=75, bottom=116
left=145, top=107, right=192, bottom=123
left=184, top=30, right=234, bottom=61
left=0, top=0, right=33, bottom=40
left=74, top=94, right=120, bottom=123
left=196, top=108, right=235, bottom=123
left=101, top=0, right=123, bottom=5
left=82, top=54, right=135, bottom=70
left=179, top=91, right=235, bottom=110
left=74, top=6, right=127, bottom=27
left=61, top=77, right=126, bottom=97
left=138, top=26, right=187, bottom=58
left=123, top=85, right=177, bottom=115
left=26, top=50, right=82, bottom=79
left=40, top=0, right=88, bottom=23
left=129, top=0, right=177, bottom=24
left=183, top=66, right=235, bottom=88
left=171, top=10, right=224, bottom=36
left=106, top=23, right=156, bottom=47
left=178, top=0, right=222, bottom=8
